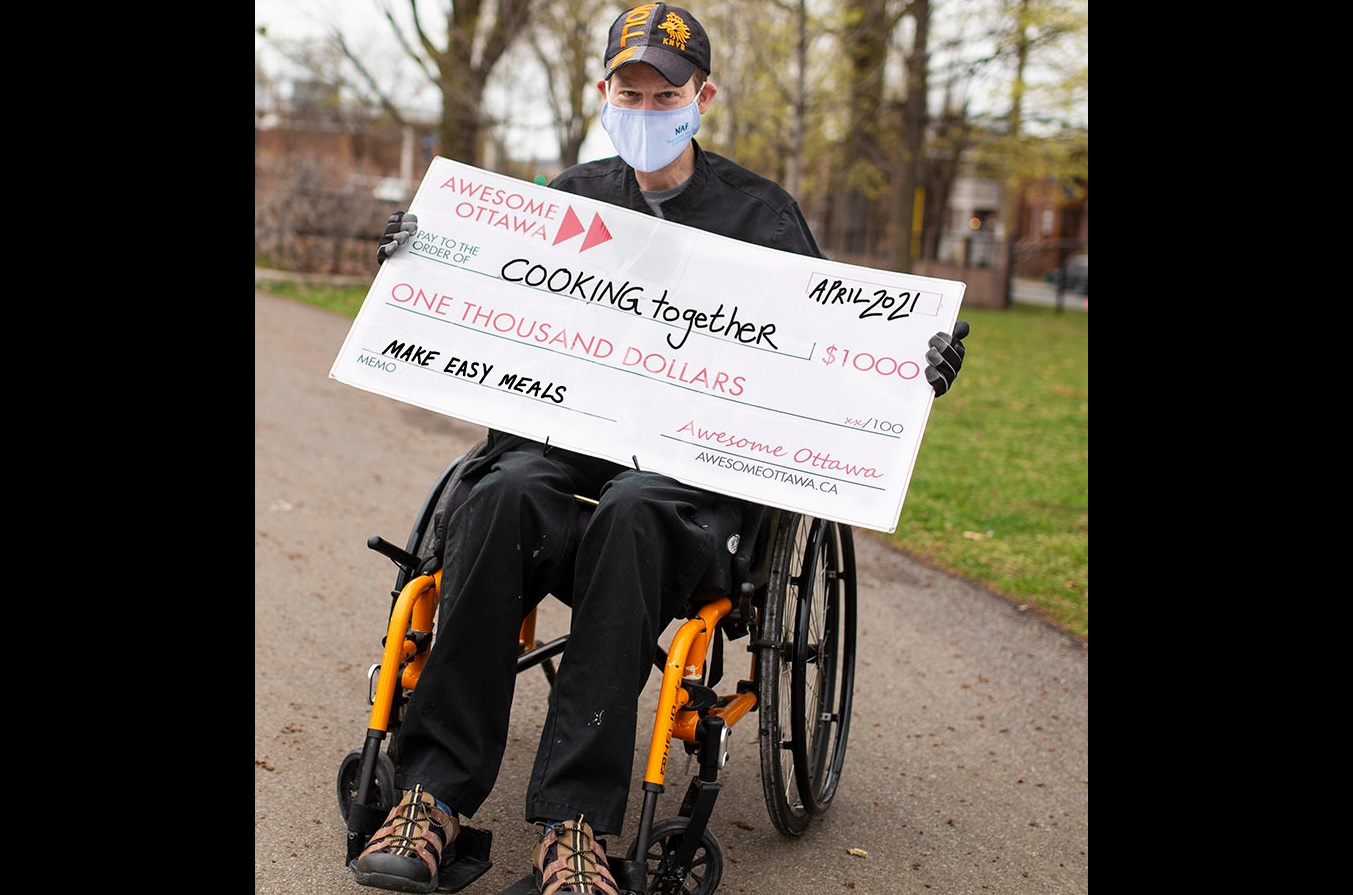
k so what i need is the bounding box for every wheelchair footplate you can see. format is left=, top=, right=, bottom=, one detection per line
left=434, top=825, right=494, bottom=893
left=495, top=856, right=646, bottom=895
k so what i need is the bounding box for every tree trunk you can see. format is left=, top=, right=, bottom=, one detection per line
left=890, top=0, right=928, bottom=272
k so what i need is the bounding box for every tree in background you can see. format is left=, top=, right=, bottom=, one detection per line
left=371, top=0, right=541, bottom=168
left=524, top=0, right=612, bottom=169
left=969, top=0, right=1088, bottom=281
left=256, top=0, right=1087, bottom=277
left=692, top=1, right=824, bottom=198
left=890, top=0, right=931, bottom=273
left=828, top=0, right=904, bottom=260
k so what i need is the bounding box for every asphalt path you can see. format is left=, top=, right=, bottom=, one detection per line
left=254, top=288, right=1088, bottom=895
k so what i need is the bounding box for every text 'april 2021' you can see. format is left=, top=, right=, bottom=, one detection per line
left=807, top=275, right=944, bottom=322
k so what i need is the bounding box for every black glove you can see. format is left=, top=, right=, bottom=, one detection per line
left=377, top=211, right=418, bottom=265
left=924, top=320, right=969, bottom=398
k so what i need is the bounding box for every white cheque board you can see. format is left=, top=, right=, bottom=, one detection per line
left=330, top=157, right=965, bottom=533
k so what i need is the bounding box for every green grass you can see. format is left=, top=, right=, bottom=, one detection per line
left=260, top=279, right=371, bottom=317
left=259, top=278, right=1088, bottom=641
left=894, top=304, right=1087, bottom=640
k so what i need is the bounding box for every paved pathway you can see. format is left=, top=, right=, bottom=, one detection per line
left=254, top=288, right=1088, bottom=895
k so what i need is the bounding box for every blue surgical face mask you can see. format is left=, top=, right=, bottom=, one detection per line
left=600, top=99, right=701, bottom=173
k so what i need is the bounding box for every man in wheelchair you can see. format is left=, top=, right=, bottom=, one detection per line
left=351, top=6, right=968, bottom=894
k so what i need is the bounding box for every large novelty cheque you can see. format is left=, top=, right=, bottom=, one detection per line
left=330, top=157, right=965, bottom=533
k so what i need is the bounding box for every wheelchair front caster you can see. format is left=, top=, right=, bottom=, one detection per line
left=336, top=748, right=397, bottom=822
left=640, top=817, right=723, bottom=895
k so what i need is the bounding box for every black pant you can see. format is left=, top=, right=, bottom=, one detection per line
left=390, top=442, right=739, bottom=836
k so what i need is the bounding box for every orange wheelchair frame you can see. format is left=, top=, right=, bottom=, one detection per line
left=338, top=448, right=858, bottom=895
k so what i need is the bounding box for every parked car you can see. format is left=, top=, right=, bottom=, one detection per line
left=1058, top=253, right=1088, bottom=294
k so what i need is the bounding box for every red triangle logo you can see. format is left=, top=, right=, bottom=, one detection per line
left=580, top=214, right=613, bottom=252
left=553, top=206, right=585, bottom=245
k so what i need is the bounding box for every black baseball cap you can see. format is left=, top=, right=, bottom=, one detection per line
left=603, top=4, right=711, bottom=86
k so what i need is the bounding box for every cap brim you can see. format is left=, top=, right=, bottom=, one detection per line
left=605, top=45, right=697, bottom=86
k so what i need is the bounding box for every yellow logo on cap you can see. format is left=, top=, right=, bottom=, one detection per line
left=657, top=12, right=690, bottom=50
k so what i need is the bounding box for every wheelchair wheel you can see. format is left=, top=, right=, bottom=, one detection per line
left=336, top=748, right=397, bottom=822
left=639, top=817, right=723, bottom=895
left=392, top=460, right=459, bottom=593
left=756, top=515, right=857, bottom=835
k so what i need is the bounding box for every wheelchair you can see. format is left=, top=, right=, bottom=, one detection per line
left=337, top=439, right=858, bottom=895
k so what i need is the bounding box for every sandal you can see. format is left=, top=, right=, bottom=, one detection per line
left=353, top=784, right=460, bottom=893
left=532, top=817, right=620, bottom=895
